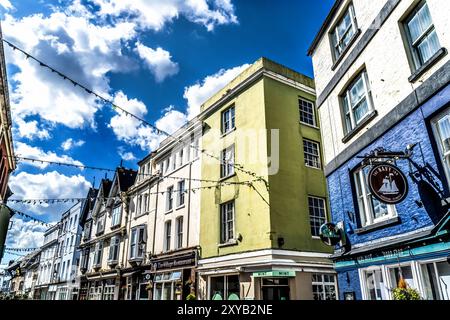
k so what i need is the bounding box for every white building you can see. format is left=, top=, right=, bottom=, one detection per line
left=35, top=225, right=59, bottom=300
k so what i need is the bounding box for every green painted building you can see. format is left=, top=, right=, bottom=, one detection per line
left=196, top=58, right=335, bottom=301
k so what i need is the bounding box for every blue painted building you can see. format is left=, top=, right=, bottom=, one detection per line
left=308, top=0, right=450, bottom=300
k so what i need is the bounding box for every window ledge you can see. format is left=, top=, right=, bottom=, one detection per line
left=331, top=29, right=362, bottom=71
left=165, top=209, right=173, bottom=215
left=219, top=172, right=237, bottom=182
left=221, top=127, right=237, bottom=138
left=342, top=110, right=378, bottom=143
left=300, top=121, right=320, bottom=130
left=354, top=216, right=400, bottom=235
left=134, top=212, right=149, bottom=220
left=175, top=204, right=186, bottom=211
left=409, top=47, right=448, bottom=83
left=218, top=239, right=239, bottom=248
left=110, top=224, right=121, bottom=231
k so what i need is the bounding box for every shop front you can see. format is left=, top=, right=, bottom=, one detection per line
left=150, top=248, right=198, bottom=301
left=122, top=269, right=153, bottom=300
left=85, top=271, right=120, bottom=300
left=198, top=249, right=336, bottom=300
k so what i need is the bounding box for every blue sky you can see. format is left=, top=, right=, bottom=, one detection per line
left=0, top=0, right=334, bottom=264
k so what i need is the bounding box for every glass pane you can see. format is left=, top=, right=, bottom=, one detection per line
left=437, top=115, right=450, bottom=153
left=436, top=262, right=450, bottom=300
left=408, top=4, right=432, bottom=43
left=210, top=277, right=225, bottom=300
left=389, top=266, right=415, bottom=289
left=349, top=77, right=365, bottom=107
left=227, top=275, right=240, bottom=300
left=353, top=98, right=369, bottom=124
left=371, top=197, right=389, bottom=220
left=417, top=29, right=440, bottom=64
left=162, top=284, right=171, bottom=300
left=421, top=263, right=439, bottom=300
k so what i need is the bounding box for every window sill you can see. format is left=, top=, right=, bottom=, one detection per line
left=165, top=209, right=173, bottom=215
left=107, top=260, right=118, bottom=267
left=219, top=172, right=237, bottom=182
left=134, top=212, right=149, bottom=220
left=342, top=110, right=378, bottom=144
left=175, top=204, right=186, bottom=211
left=305, top=164, right=322, bottom=171
left=331, top=29, right=362, bottom=71
left=354, top=216, right=400, bottom=235
left=218, top=239, right=239, bottom=248
left=408, top=47, right=448, bottom=83
left=221, top=127, right=237, bottom=138
left=300, top=121, right=320, bottom=130
left=110, top=224, right=121, bottom=231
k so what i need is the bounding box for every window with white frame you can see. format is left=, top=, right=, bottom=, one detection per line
left=420, top=260, right=450, bottom=300
left=108, top=236, right=120, bottom=264
left=220, top=201, right=235, bottom=244
left=143, top=194, right=148, bottom=214
left=387, top=265, right=417, bottom=291
left=177, top=180, right=186, bottom=207
left=179, top=149, right=184, bottom=167
left=93, top=241, right=103, bottom=267
left=96, top=214, right=106, bottom=235
left=222, top=106, right=235, bottom=134
left=103, top=285, right=115, bottom=300
left=129, top=225, right=146, bottom=260
left=404, top=2, right=441, bottom=70
left=111, top=206, right=121, bottom=228
left=331, top=3, right=358, bottom=60
left=171, top=154, right=176, bottom=171
left=354, top=165, right=397, bottom=227
left=221, top=145, right=235, bottom=178
left=193, top=138, right=199, bottom=158
left=136, top=195, right=142, bottom=216
left=166, top=186, right=174, bottom=212
left=312, top=274, right=337, bottom=300
left=176, top=216, right=184, bottom=249
left=362, top=268, right=389, bottom=300
left=308, top=197, right=327, bottom=237
left=341, top=71, right=374, bottom=134
left=164, top=220, right=172, bottom=252
left=303, top=139, right=321, bottom=169
left=432, top=109, right=450, bottom=186
left=299, top=98, right=316, bottom=126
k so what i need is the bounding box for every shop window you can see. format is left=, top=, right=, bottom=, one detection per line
left=261, top=278, right=290, bottom=301
left=312, top=274, right=337, bottom=300
left=210, top=275, right=240, bottom=300
left=388, top=265, right=416, bottom=291
left=420, top=261, right=450, bottom=300
left=153, top=272, right=182, bottom=301
left=103, top=285, right=115, bottom=300
left=362, top=269, right=389, bottom=300
left=404, top=2, right=441, bottom=70
left=353, top=165, right=397, bottom=227
left=432, top=109, right=450, bottom=187
left=341, top=71, right=374, bottom=135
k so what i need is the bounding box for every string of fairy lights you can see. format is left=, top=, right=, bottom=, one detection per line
left=1, top=38, right=270, bottom=190
left=0, top=37, right=273, bottom=256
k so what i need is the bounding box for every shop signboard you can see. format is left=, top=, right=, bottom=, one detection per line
left=252, top=271, right=296, bottom=278
left=368, top=163, right=408, bottom=205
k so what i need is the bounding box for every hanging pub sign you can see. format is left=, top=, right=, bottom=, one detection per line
left=319, top=223, right=342, bottom=246
left=368, top=163, right=408, bottom=205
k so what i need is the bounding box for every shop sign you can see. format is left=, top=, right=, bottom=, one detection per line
left=252, top=271, right=295, bottom=278
left=319, top=223, right=342, bottom=246
left=368, top=163, right=408, bottom=205
left=152, top=252, right=196, bottom=271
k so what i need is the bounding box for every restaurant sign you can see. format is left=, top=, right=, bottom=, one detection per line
left=152, top=252, right=196, bottom=271
left=368, top=163, right=408, bottom=205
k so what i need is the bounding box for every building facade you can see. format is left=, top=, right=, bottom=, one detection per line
left=197, top=58, right=335, bottom=300
left=78, top=168, right=137, bottom=300
left=34, top=225, right=59, bottom=300
left=309, top=0, right=450, bottom=300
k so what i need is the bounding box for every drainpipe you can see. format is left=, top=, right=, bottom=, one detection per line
left=186, top=162, right=193, bottom=246
left=152, top=179, right=160, bottom=255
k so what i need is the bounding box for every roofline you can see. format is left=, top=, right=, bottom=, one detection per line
left=307, top=0, right=344, bottom=56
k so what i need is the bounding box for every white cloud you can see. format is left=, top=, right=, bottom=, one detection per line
left=0, top=0, right=13, bottom=11
left=184, top=63, right=250, bottom=119
left=8, top=171, right=92, bottom=216
left=13, top=117, right=51, bottom=140
left=109, top=92, right=187, bottom=151
left=15, top=141, right=84, bottom=169
left=118, top=147, right=136, bottom=161
left=91, top=0, right=238, bottom=32
left=2, top=10, right=137, bottom=132
left=135, top=42, right=179, bottom=82
left=5, top=218, right=47, bottom=253
left=61, top=138, right=85, bottom=151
